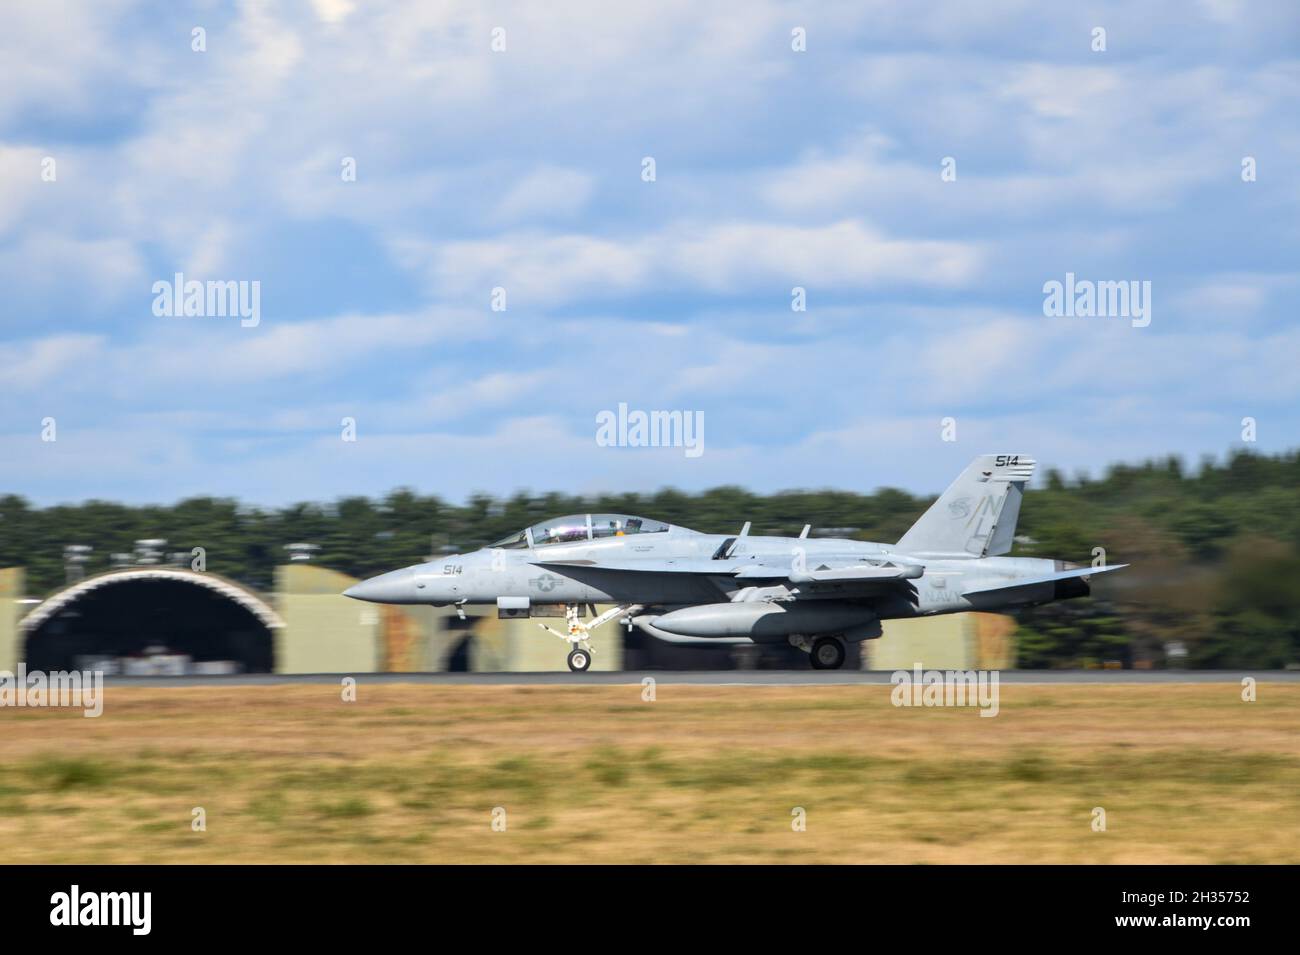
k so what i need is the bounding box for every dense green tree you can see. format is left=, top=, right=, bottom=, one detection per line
left=1192, top=538, right=1300, bottom=668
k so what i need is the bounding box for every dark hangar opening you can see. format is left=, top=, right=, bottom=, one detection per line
left=24, top=577, right=274, bottom=674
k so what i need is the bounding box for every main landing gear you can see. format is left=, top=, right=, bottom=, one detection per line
left=540, top=603, right=642, bottom=673
left=788, top=634, right=847, bottom=670
left=810, top=636, right=847, bottom=670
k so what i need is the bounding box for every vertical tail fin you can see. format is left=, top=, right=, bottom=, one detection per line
left=895, top=454, right=1035, bottom=558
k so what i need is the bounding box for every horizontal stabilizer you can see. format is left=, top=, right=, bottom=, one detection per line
left=963, top=563, right=1127, bottom=596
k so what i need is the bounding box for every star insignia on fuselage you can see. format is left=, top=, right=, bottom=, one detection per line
left=530, top=573, right=561, bottom=593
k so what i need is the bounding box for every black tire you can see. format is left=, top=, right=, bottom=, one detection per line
left=567, top=648, right=591, bottom=672
left=809, top=637, right=845, bottom=670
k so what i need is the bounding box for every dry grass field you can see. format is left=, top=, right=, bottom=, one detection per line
left=1, top=681, right=1297, bottom=863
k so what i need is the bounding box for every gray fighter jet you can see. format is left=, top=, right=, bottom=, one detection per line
left=344, top=455, right=1124, bottom=671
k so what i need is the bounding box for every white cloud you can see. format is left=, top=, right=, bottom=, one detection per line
left=670, top=220, right=983, bottom=291
left=311, top=0, right=358, bottom=26
left=0, top=233, right=146, bottom=315
left=413, top=219, right=983, bottom=305
left=999, top=65, right=1123, bottom=120
left=492, top=166, right=594, bottom=223
left=1168, top=273, right=1296, bottom=319
left=0, top=333, right=105, bottom=391
left=0, top=0, right=146, bottom=127
left=0, top=144, right=44, bottom=235
left=0, top=308, right=490, bottom=397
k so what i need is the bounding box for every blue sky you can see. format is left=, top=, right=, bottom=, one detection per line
left=1, top=1, right=1298, bottom=506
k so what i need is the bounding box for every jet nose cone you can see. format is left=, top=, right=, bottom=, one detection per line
left=343, top=566, right=418, bottom=604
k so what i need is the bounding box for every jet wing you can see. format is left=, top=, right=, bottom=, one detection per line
left=532, top=557, right=780, bottom=577
left=533, top=557, right=922, bottom=586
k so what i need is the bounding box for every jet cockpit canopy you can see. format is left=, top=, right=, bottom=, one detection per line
left=489, top=514, right=670, bottom=549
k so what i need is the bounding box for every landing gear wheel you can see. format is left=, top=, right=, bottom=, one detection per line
left=567, top=648, right=592, bottom=672
left=809, top=637, right=846, bottom=670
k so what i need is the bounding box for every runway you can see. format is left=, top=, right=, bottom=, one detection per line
left=98, top=669, right=1300, bottom=687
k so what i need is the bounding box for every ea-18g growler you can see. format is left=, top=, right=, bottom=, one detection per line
left=344, top=455, right=1124, bottom=671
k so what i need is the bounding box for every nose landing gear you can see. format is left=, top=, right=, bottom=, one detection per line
left=540, top=603, right=642, bottom=673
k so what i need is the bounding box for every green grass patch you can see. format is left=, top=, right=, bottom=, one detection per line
left=314, top=796, right=374, bottom=819
left=44, top=758, right=114, bottom=791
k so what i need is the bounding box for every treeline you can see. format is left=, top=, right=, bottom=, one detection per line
left=2, top=449, right=1298, bottom=668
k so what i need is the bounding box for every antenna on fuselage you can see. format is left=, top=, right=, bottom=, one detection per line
left=714, top=521, right=752, bottom=561
left=799, top=524, right=811, bottom=539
